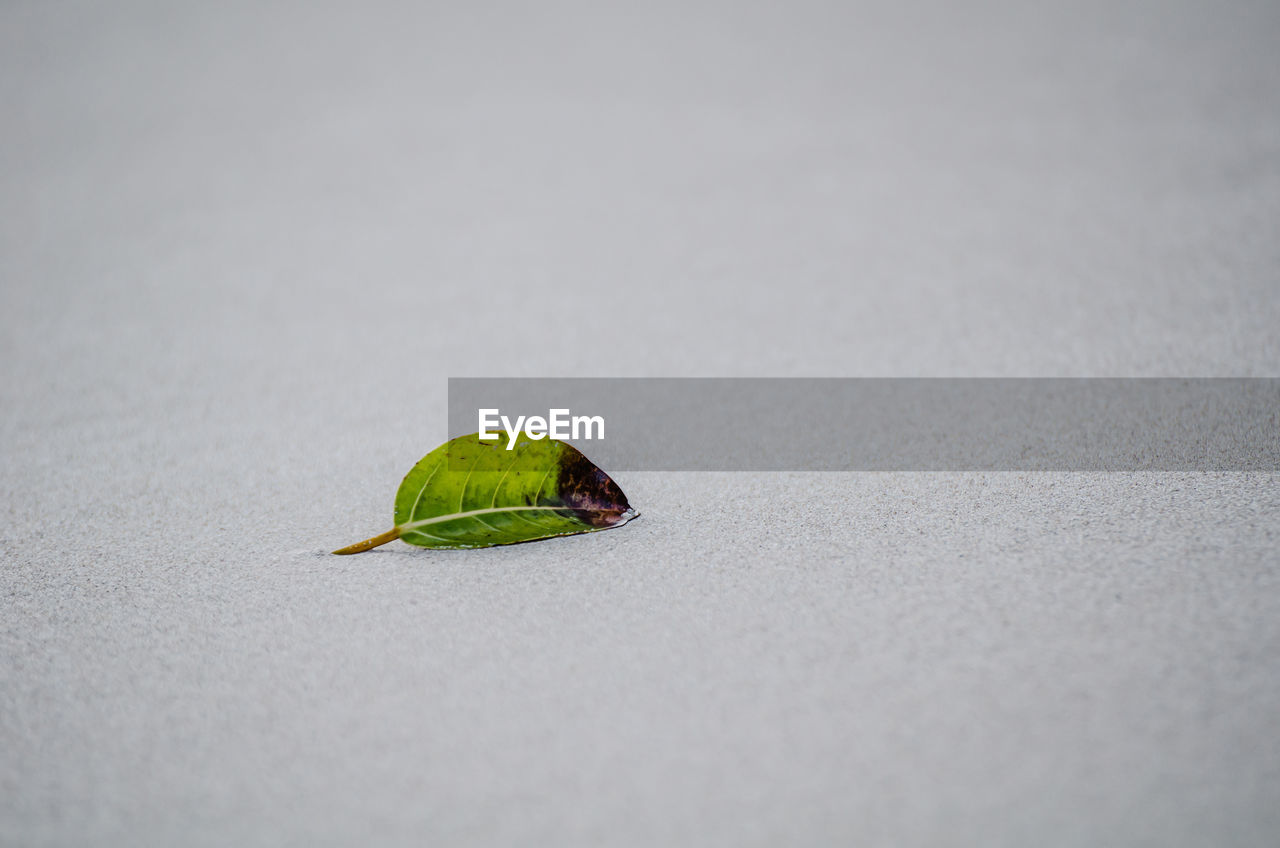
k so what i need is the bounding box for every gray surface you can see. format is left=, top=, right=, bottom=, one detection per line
left=2, top=1, right=1279, bottom=846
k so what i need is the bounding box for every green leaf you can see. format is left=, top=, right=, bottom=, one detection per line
left=333, top=433, right=637, bottom=554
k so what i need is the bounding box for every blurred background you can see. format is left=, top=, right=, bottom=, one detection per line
left=3, top=1, right=1278, bottom=845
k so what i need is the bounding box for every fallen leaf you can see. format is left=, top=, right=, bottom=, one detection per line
left=333, top=433, right=637, bottom=554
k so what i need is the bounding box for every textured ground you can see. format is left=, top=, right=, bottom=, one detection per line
left=3, top=1, right=1279, bottom=845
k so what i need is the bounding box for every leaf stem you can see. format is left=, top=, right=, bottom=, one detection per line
left=332, top=526, right=402, bottom=555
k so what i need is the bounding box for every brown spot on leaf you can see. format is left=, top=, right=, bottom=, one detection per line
left=556, top=444, right=631, bottom=527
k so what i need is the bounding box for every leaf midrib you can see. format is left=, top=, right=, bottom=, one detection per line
left=399, top=504, right=618, bottom=533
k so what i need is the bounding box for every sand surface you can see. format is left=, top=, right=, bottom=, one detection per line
left=3, top=1, right=1279, bottom=845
